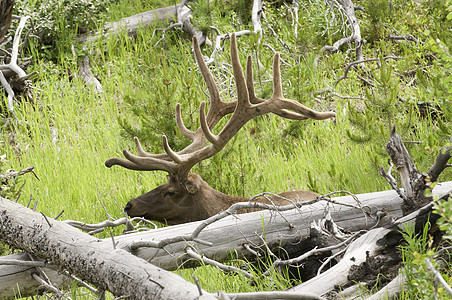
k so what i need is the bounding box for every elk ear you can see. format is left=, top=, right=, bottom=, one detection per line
left=184, top=174, right=201, bottom=194
left=185, top=180, right=199, bottom=194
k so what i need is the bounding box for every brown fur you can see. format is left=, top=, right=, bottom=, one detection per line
left=125, top=173, right=319, bottom=225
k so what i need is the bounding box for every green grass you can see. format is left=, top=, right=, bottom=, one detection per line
left=1, top=0, right=451, bottom=298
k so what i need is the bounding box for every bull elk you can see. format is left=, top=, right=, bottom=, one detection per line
left=106, top=34, right=336, bottom=225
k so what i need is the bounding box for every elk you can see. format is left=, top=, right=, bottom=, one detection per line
left=105, top=34, right=336, bottom=225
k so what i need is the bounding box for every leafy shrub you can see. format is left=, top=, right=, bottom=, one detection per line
left=14, top=0, right=117, bottom=39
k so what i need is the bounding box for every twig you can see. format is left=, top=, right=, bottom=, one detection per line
left=32, top=273, right=71, bottom=299
left=0, top=259, right=51, bottom=268
left=152, top=23, right=183, bottom=48
left=425, top=258, right=452, bottom=295
left=110, top=232, right=117, bottom=250
left=186, top=247, right=255, bottom=280
left=129, top=190, right=369, bottom=251
left=207, top=27, right=251, bottom=65
left=263, top=44, right=291, bottom=66
left=243, top=243, right=261, bottom=257
left=428, top=143, right=452, bottom=183
left=0, top=166, right=37, bottom=181
left=379, top=159, right=408, bottom=202
left=60, top=271, right=100, bottom=295
left=192, top=276, right=203, bottom=296
left=41, top=212, right=53, bottom=228
left=223, top=291, right=326, bottom=300
left=317, top=247, right=346, bottom=275
left=265, top=230, right=366, bottom=276
left=64, top=217, right=157, bottom=235
left=382, top=23, right=424, bottom=46
left=97, top=181, right=112, bottom=219
left=333, top=56, right=401, bottom=88
left=316, top=0, right=365, bottom=65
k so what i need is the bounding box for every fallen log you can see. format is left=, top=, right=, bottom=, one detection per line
left=0, top=197, right=213, bottom=300
left=291, top=190, right=452, bottom=297
left=1, top=182, right=451, bottom=298
left=77, top=5, right=181, bottom=44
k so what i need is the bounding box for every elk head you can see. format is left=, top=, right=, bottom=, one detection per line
left=105, top=34, right=336, bottom=225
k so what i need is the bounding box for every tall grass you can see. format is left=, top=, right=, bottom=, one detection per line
left=1, top=0, right=451, bottom=297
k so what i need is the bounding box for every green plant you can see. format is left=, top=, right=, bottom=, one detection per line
left=362, top=0, right=391, bottom=43
left=0, top=0, right=451, bottom=297
left=434, top=195, right=452, bottom=241
left=346, top=56, right=415, bottom=162
left=399, top=221, right=452, bottom=299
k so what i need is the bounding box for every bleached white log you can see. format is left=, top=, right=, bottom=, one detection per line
left=0, top=197, right=213, bottom=300
left=78, top=6, right=181, bottom=44
left=0, top=182, right=451, bottom=299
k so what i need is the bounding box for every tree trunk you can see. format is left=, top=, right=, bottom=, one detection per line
left=1, top=182, right=451, bottom=299
left=0, top=197, right=212, bottom=300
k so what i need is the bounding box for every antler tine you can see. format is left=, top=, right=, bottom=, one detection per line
left=192, top=36, right=235, bottom=128
left=175, top=103, right=196, bottom=140
left=105, top=147, right=177, bottom=173
left=230, top=33, right=252, bottom=111
left=106, top=32, right=335, bottom=180
left=199, top=101, right=220, bottom=145
left=133, top=137, right=155, bottom=157
left=272, top=52, right=284, bottom=98
left=247, top=50, right=336, bottom=120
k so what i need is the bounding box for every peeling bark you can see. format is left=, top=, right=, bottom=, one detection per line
left=385, top=128, right=451, bottom=213
left=1, top=183, right=451, bottom=299
left=0, top=197, right=210, bottom=300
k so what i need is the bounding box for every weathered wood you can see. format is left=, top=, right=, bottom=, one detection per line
left=291, top=187, right=452, bottom=297
left=0, top=252, right=71, bottom=298
left=120, top=183, right=451, bottom=270
left=78, top=5, right=180, bottom=44
left=0, top=197, right=212, bottom=300
left=0, top=182, right=451, bottom=299
left=290, top=226, right=392, bottom=295
left=77, top=55, right=103, bottom=93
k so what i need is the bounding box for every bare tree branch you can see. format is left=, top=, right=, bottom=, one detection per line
left=425, top=258, right=452, bottom=296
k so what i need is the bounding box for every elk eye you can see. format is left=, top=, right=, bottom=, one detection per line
left=165, top=190, right=176, bottom=197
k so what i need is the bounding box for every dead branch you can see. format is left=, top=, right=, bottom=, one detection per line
left=0, top=165, right=36, bottom=181
left=222, top=291, right=326, bottom=300
left=290, top=226, right=392, bottom=295
left=64, top=216, right=157, bottom=235
left=333, top=56, right=402, bottom=88
left=428, top=140, right=452, bottom=183
left=384, top=127, right=445, bottom=213
left=128, top=191, right=370, bottom=251
left=270, top=230, right=365, bottom=272
left=381, top=23, right=425, bottom=46
left=32, top=273, right=70, bottom=299
left=78, top=5, right=182, bottom=44
left=425, top=258, right=452, bottom=296
left=291, top=183, right=451, bottom=298
left=0, top=15, right=35, bottom=119
left=185, top=247, right=254, bottom=280
left=316, top=0, right=365, bottom=65
left=251, top=0, right=263, bottom=41
left=379, top=159, right=408, bottom=202
left=77, top=55, right=102, bottom=93
left=1, top=183, right=451, bottom=298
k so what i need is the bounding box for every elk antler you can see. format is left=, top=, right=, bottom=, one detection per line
left=106, top=34, right=336, bottom=181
